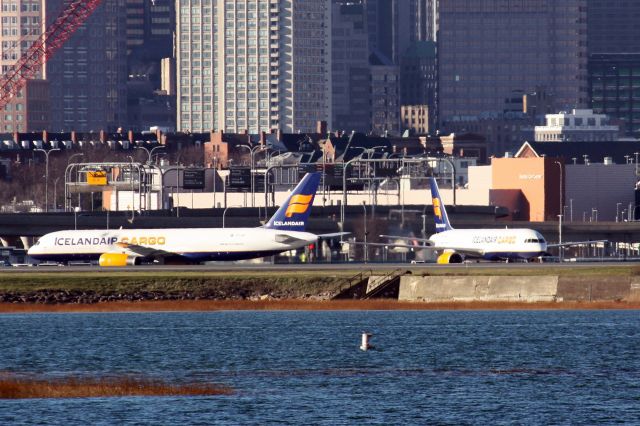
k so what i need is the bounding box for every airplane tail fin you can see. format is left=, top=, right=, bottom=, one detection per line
left=264, top=172, right=321, bottom=232
left=429, top=177, right=453, bottom=233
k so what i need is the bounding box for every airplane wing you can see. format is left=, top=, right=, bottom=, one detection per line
left=351, top=241, right=487, bottom=258
left=547, top=239, right=608, bottom=248
left=112, top=242, right=174, bottom=258
left=348, top=241, right=434, bottom=250
left=318, top=232, right=351, bottom=238
left=379, top=234, right=435, bottom=246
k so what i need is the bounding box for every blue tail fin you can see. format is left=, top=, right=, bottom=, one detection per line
left=264, top=172, right=321, bottom=231
left=429, top=177, right=453, bottom=233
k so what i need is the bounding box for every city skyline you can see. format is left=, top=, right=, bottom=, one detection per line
left=0, top=0, right=638, bottom=140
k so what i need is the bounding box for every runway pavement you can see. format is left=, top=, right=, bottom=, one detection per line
left=9, top=260, right=640, bottom=273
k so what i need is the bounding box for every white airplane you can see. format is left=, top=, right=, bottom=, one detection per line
left=28, top=173, right=329, bottom=266
left=381, top=177, right=548, bottom=263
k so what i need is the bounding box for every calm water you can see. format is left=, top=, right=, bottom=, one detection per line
left=0, top=310, right=639, bottom=425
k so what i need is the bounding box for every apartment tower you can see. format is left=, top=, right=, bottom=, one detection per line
left=0, top=0, right=49, bottom=132
left=177, top=0, right=331, bottom=134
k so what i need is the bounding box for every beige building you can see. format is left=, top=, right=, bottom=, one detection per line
left=401, top=105, right=429, bottom=135
left=177, top=0, right=332, bottom=134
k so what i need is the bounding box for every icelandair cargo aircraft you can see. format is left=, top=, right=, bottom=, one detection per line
left=29, top=173, right=326, bottom=266
left=382, top=177, right=548, bottom=263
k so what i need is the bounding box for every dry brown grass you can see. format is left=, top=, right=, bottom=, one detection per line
left=0, top=374, right=233, bottom=399
left=0, top=299, right=638, bottom=313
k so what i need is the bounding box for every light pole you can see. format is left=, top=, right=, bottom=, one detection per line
left=554, top=161, right=563, bottom=261
left=53, top=177, right=60, bottom=211
left=362, top=201, right=367, bottom=263
left=135, top=145, right=165, bottom=165
left=340, top=147, right=367, bottom=226
left=238, top=144, right=266, bottom=207
left=570, top=199, right=573, bottom=222
left=616, top=202, right=622, bottom=222
left=34, top=148, right=60, bottom=212
left=64, top=152, right=84, bottom=210
left=175, top=153, right=182, bottom=217
left=222, top=206, right=229, bottom=228
left=128, top=156, right=136, bottom=223
left=74, top=206, right=80, bottom=230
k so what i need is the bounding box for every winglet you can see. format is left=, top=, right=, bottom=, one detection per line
left=264, top=173, right=321, bottom=231
left=429, top=177, right=453, bottom=233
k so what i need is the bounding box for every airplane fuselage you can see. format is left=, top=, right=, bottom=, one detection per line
left=28, top=227, right=318, bottom=263
left=430, top=228, right=547, bottom=261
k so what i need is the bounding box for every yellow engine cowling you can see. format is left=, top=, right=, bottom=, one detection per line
left=436, top=252, right=464, bottom=264
left=99, top=253, right=141, bottom=267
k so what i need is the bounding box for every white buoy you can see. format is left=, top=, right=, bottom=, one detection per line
left=360, top=332, right=373, bottom=351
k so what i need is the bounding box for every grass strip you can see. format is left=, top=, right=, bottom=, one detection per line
left=0, top=374, right=233, bottom=399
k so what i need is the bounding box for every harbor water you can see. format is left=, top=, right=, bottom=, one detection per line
left=0, top=310, right=639, bottom=424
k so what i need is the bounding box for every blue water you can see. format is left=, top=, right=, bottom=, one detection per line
left=0, top=310, right=639, bottom=425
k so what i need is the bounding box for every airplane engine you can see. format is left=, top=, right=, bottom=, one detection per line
left=98, top=253, right=142, bottom=267
left=437, top=252, right=464, bottom=264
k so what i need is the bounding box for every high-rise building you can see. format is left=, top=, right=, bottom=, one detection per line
left=589, top=54, right=640, bottom=137
left=400, top=41, right=437, bottom=131
left=370, top=51, right=400, bottom=135
left=587, top=0, right=640, bottom=55
left=438, top=0, right=588, bottom=125
left=587, top=1, right=640, bottom=137
left=364, top=0, right=420, bottom=65
left=126, top=0, right=146, bottom=55
left=125, top=0, right=175, bottom=131
left=177, top=0, right=331, bottom=134
left=126, top=0, right=174, bottom=60
left=0, top=0, right=48, bottom=132
left=418, top=0, right=438, bottom=42
left=331, top=2, right=370, bottom=133
left=45, top=0, right=128, bottom=132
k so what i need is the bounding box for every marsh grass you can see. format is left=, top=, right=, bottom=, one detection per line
left=0, top=374, right=233, bottom=399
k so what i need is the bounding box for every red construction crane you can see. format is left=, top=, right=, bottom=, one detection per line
left=0, top=0, right=103, bottom=110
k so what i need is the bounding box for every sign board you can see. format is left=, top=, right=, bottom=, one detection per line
left=376, top=162, right=399, bottom=178
left=229, top=167, right=251, bottom=188
left=183, top=168, right=205, bottom=189
left=87, top=171, right=107, bottom=186
left=298, top=164, right=316, bottom=178
left=253, top=173, right=265, bottom=189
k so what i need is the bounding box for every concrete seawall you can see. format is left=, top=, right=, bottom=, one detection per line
left=399, top=276, right=640, bottom=303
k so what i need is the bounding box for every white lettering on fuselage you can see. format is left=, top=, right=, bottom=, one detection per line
left=55, top=237, right=118, bottom=246
left=54, top=236, right=167, bottom=246
left=273, top=221, right=305, bottom=227
left=471, top=235, right=517, bottom=244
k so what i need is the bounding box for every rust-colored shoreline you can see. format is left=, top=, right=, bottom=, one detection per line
left=0, top=299, right=639, bottom=313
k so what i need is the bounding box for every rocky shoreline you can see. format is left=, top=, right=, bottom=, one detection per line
left=0, top=288, right=334, bottom=304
